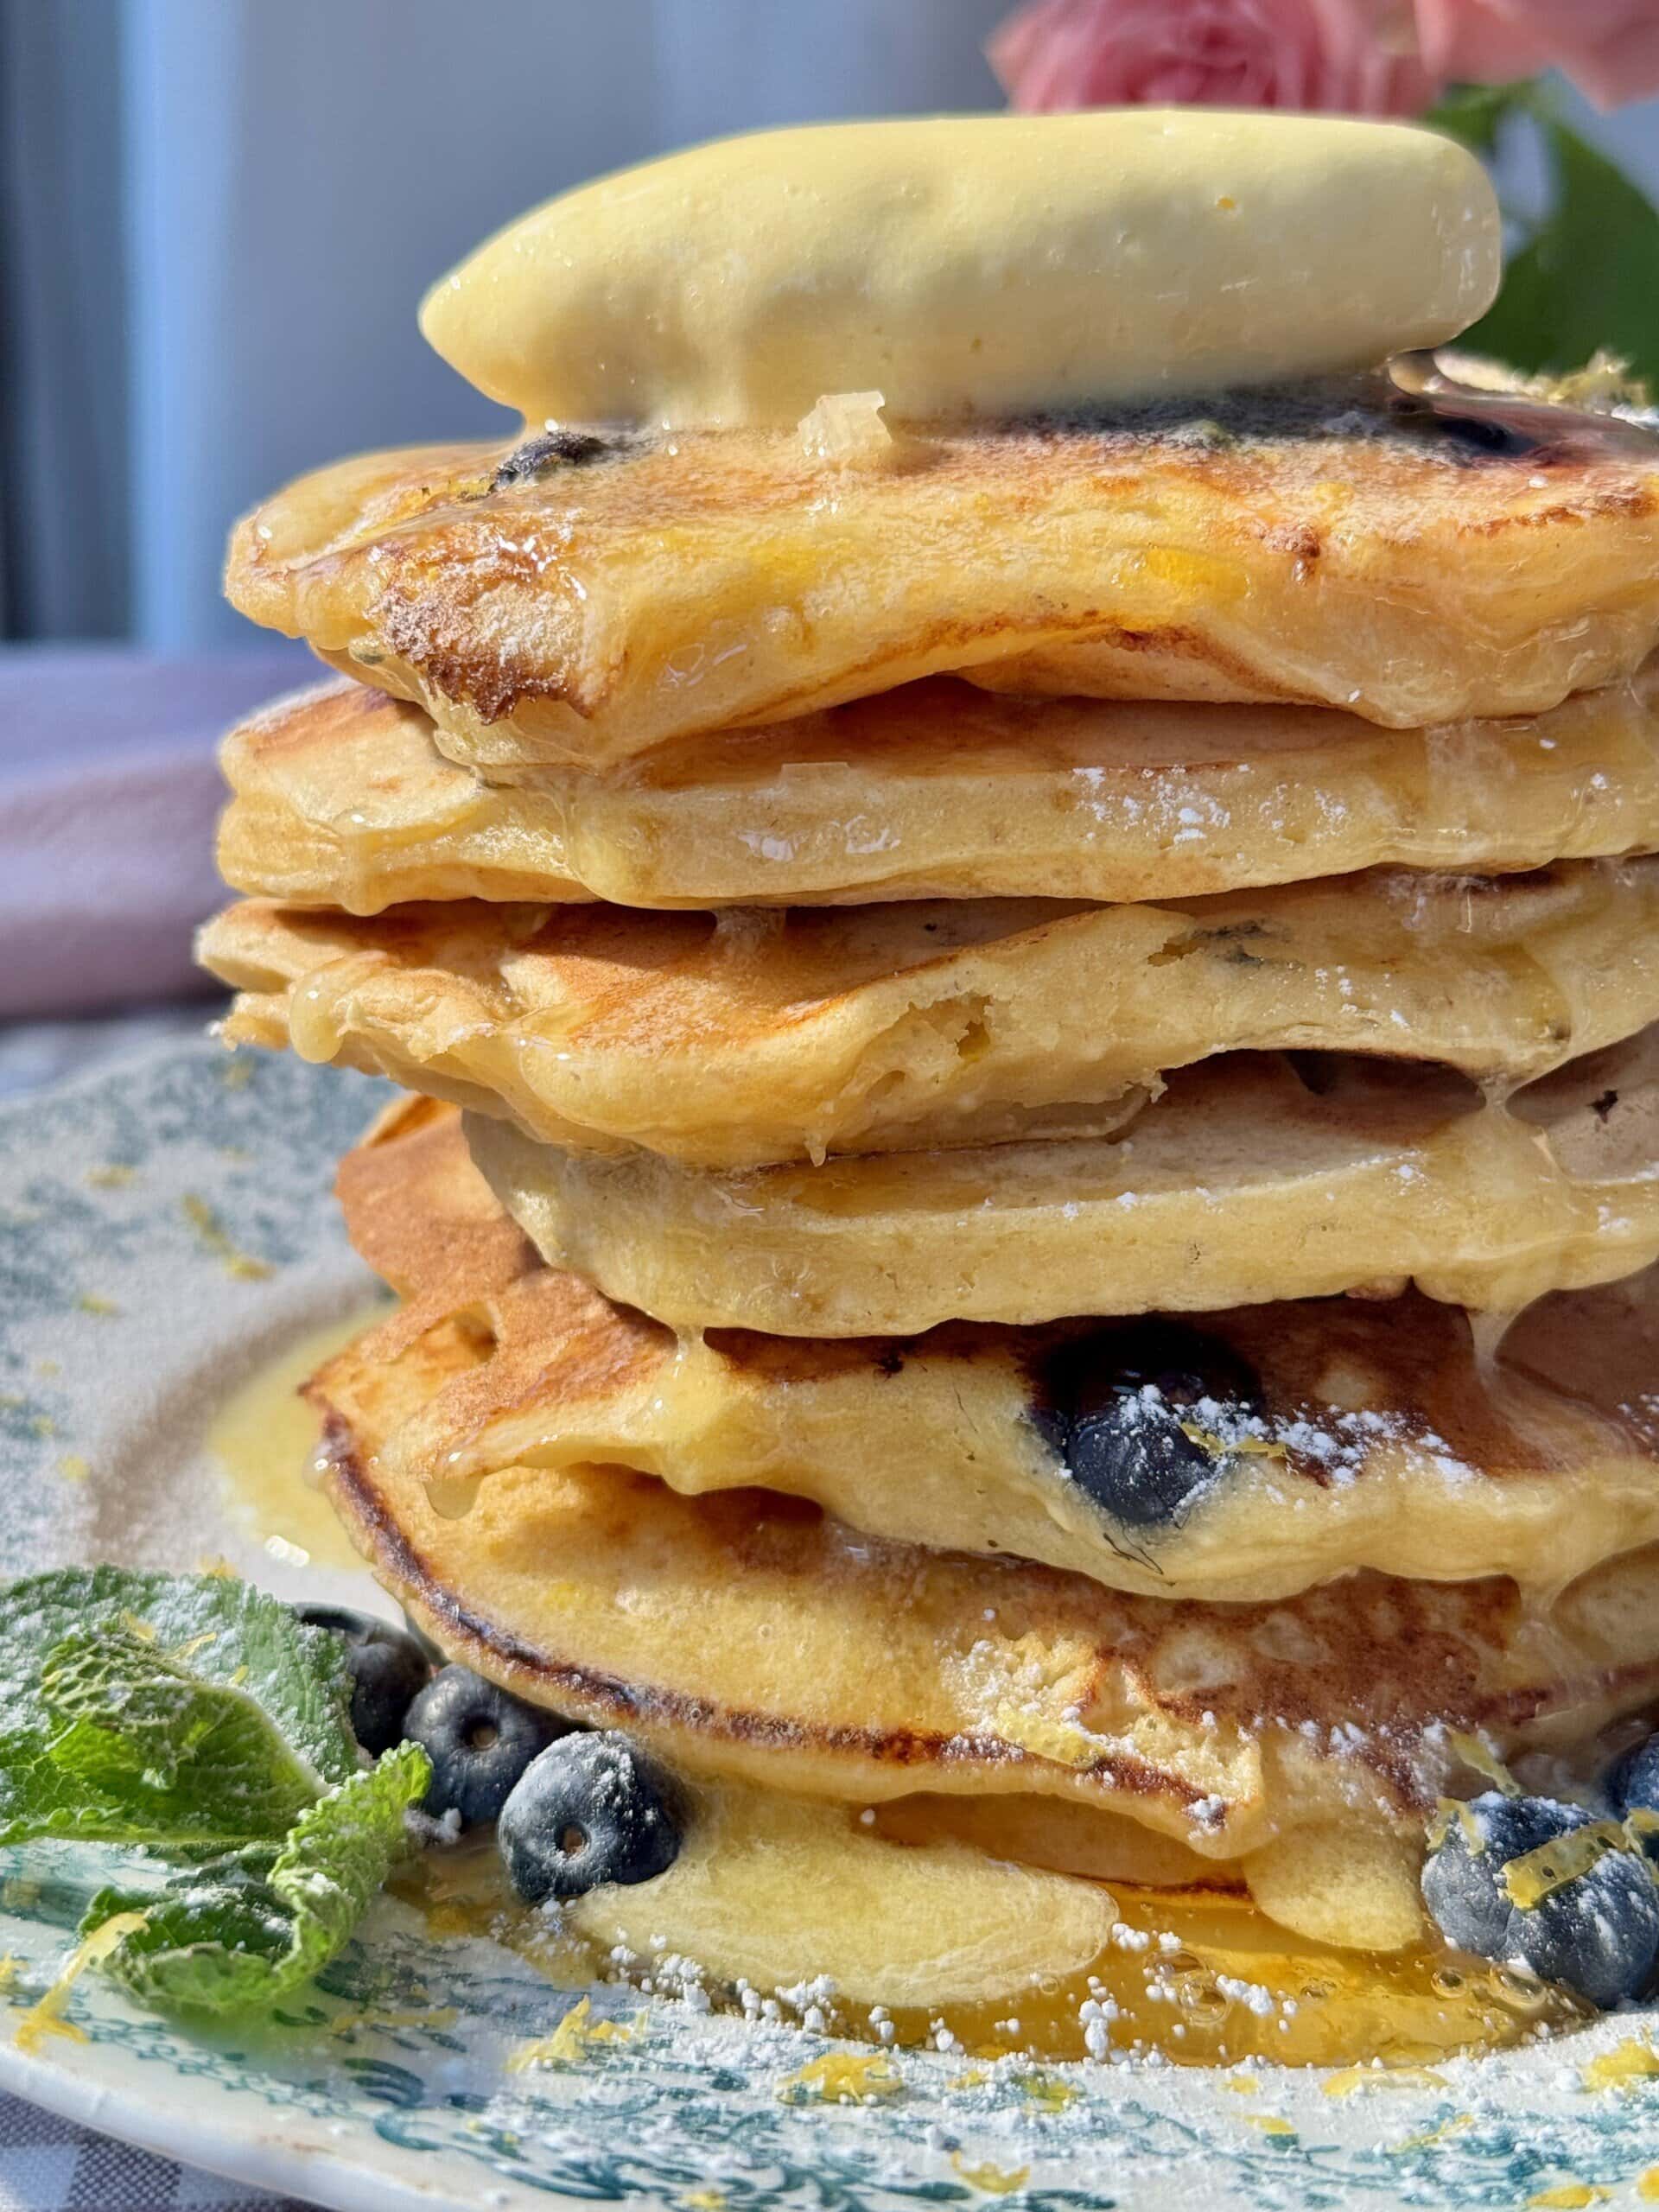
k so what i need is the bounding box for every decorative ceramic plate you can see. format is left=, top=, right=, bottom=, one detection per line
left=2, top=1039, right=1659, bottom=2212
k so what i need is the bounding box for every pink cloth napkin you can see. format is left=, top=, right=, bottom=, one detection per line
left=1, top=646, right=312, bottom=1019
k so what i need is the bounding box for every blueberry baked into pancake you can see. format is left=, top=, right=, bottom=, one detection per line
left=180, top=108, right=1659, bottom=2068
left=325, top=1097, right=1659, bottom=1607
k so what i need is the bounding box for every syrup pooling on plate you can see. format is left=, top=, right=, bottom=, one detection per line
left=208, top=1306, right=391, bottom=1570
left=892, top=1895, right=1580, bottom=2070
left=391, top=1827, right=1578, bottom=2070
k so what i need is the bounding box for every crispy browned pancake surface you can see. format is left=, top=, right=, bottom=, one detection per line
left=225, top=378, right=1659, bottom=769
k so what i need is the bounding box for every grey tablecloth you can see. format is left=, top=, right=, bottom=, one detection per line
left=0, top=2094, right=289, bottom=2211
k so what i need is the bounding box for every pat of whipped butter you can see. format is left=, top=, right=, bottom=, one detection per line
left=421, top=111, right=1499, bottom=429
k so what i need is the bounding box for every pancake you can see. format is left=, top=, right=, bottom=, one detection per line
left=200, top=859, right=1659, bottom=1171
left=465, top=1033, right=1659, bottom=1333
left=223, top=372, right=1659, bottom=771
left=214, top=668, right=1659, bottom=913
left=308, top=1294, right=1659, bottom=1878
left=334, top=1098, right=1659, bottom=1603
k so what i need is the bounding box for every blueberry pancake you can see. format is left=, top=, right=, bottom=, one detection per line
left=225, top=365, right=1659, bottom=776
left=199, top=111, right=1659, bottom=2053
left=333, top=1096, right=1659, bottom=1604
left=200, top=858, right=1659, bottom=1171
left=308, top=1281, right=1659, bottom=1929
left=463, top=1032, right=1659, bottom=1332
left=213, top=667, right=1659, bottom=913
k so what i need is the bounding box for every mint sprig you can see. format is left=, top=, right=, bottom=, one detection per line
left=37, top=1624, right=329, bottom=1846
left=0, top=1570, right=429, bottom=2019
left=84, top=1746, right=429, bottom=2016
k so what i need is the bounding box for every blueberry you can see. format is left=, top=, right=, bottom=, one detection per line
left=498, top=1732, right=682, bottom=1904
left=1422, top=1790, right=1659, bottom=2008
left=294, top=1604, right=430, bottom=1756
left=1611, top=1736, right=1659, bottom=1809
left=493, top=428, right=620, bottom=485
left=403, top=1665, right=570, bottom=1827
left=1030, top=1322, right=1262, bottom=1529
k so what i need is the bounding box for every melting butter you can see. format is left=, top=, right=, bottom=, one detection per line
left=421, top=112, right=1498, bottom=428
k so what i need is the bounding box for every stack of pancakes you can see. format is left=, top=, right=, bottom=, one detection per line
left=200, top=136, right=1659, bottom=2059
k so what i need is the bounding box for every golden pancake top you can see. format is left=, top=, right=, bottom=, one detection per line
left=311, top=1279, right=1659, bottom=1862
left=467, top=1032, right=1659, bottom=1333
left=332, top=1099, right=1659, bottom=1605
left=224, top=375, right=1659, bottom=770
left=214, top=669, right=1659, bottom=912
left=200, top=858, right=1659, bottom=1169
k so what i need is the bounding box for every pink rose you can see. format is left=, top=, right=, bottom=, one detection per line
left=988, top=0, right=1440, bottom=117
left=1414, top=1, right=1659, bottom=111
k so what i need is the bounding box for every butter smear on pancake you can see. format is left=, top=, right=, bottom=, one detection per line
left=420, top=111, right=1499, bottom=428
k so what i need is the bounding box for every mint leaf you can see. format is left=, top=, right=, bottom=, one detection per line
left=39, top=1627, right=325, bottom=1840
left=0, top=1569, right=357, bottom=1850
left=0, top=1573, right=432, bottom=2024
left=83, top=1745, right=429, bottom=2015
left=1461, top=116, right=1659, bottom=390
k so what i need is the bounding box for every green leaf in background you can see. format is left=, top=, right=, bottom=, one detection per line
left=1427, top=83, right=1659, bottom=393
left=1473, top=118, right=1659, bottom=391
left=82, top=1744, right=429, bottom=2016
left=0, top=1568, right=358, bottom=1851
left=1426, top=79, right=1529, bottom=157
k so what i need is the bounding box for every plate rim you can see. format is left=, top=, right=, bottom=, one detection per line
left=0, top=2032, right=545, bottom=2212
